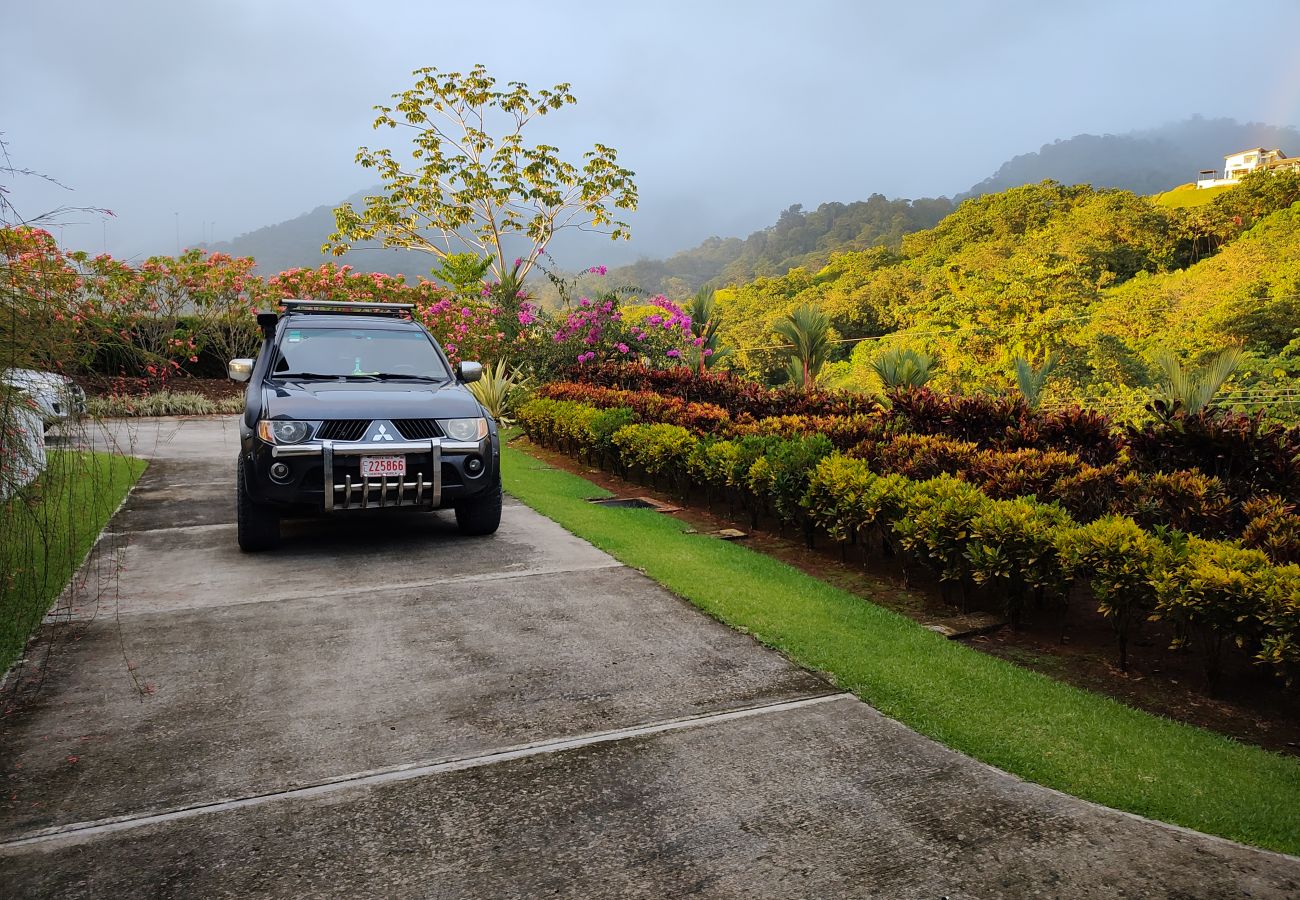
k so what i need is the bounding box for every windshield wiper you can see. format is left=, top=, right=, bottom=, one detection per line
left=370, top=373, right=447, bottom=382
left=271, top=372, right=380, bottom=381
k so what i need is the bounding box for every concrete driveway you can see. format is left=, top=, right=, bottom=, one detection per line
left=1, top=417, right=1297, bottom=898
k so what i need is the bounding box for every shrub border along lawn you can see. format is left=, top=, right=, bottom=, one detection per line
left=501, top=443, right=1300, bottom=857
left=1, top=450, right=147, bottom=673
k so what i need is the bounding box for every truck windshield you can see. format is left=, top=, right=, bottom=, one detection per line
left=271, top=327, right=450, bottom=380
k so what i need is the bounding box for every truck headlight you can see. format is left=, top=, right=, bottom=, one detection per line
left=439, top=417, right=488, bottom=441
left=257, top=420, right=314, bottom=444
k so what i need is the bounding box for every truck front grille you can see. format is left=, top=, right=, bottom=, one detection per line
left=317, top=420, right=369, bottom=441
left=394, top=419, right=442, bottom=440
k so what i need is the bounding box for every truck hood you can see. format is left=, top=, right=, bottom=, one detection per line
left=261, top=379, right=483, bottom=421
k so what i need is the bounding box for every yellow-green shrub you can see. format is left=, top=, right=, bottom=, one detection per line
left=1057, top=517, right=1169, bottom=670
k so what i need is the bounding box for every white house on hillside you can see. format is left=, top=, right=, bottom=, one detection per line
left=1196, top=147, right=1298, bottom=188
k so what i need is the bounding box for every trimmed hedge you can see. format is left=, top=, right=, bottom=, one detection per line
left=520, top=396, right=1300, bottom=685
left=539, top=378, right=1300, bottom=560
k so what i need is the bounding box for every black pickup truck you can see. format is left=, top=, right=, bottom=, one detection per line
left=228, top=300, right=501, bottom=551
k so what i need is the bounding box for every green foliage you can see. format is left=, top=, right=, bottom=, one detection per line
left=609, top=196, right=952, bottom=297
left=611, top=423, right=695, bottom=478
left=1155, top=539, right=1274, bottom=681
left=773, top=303, right=832, bottom=390
left=698, top=177, right=1296, bottom=423
left=431, top=252, right=495, bottom=293
left=1152, top=346, right=1244, bottom=416
left=966, top=497, right=1073, bottom=625
left=589, top=406, right=637, bottom=458
left=1119, top=468, right=1235, bottom=538
left=872, top=348, right=936, bottom=390
left=891, top=475, right=991, bottom=589
left=1241, top=496, right=1300, bottom=565
left=1, top=452, right=146, bottom=673
left=521, top=391, right=1300, bottom=686
left=467, top=359, right=532, bottom=425
left=1257, top=565, right=1300, bottom=684
left=516, top=398, right=571, bottom=447
left=1211, top=169, right=1300, bottom=224
left=85, top=391, right=244, bottom=418
left=684, top=286, right=730, bottom=370
left=1056, top=517, right=1168, bottom=670
left=747, top=433, right=833, bottom=524
left=327, top=64, right=637, bottom=283
left=804, top=455, right=913, bottom=546
left=1012, top=351, right=1057, bottom=409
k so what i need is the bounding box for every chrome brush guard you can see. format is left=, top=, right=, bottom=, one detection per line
left=321, top=438, right=441, bottom=511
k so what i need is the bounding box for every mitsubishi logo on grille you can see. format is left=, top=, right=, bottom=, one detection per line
left=371, top=423, right=395, bottom=442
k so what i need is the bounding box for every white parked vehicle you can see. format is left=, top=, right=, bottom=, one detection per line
left=2, top=368, right=87, bottom=429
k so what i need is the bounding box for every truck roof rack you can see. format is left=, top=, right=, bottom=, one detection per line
left=279, top=299, right=414, bottom=317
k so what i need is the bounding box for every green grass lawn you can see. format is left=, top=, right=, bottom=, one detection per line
left=502, top=444, right=1300, bottom=856
left=0, top=450, right=147, bottom=673
left=1153, top=183, right=1234, bottom=208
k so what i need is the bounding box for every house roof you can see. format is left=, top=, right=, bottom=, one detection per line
left=1224, top=147, right=1271, bottom=159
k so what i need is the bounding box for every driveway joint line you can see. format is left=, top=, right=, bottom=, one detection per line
left=0, top=692, right=853, bottom=852
left=54, top=561, right=629, bottom=620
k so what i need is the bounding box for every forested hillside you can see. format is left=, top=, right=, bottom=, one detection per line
left=713, top=172, right=1300, bottom=416
left=965, top=117, right=1300, bottom=198
left=208, top=189, right=436, bottom=281
left=607, top=195, right=953, bottom=296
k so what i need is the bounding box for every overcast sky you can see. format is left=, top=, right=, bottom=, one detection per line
left=4, top=0, right=1299, bottom=262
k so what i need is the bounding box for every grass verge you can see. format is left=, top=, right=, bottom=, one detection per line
left=1, top=450, right=147, bottom=673
left=502, top=443, right=1300, bottom=856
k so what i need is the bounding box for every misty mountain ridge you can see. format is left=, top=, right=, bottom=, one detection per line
left=963, top=116, right=1300, bottom=198
left=211, top=116, right=1300, bottom=293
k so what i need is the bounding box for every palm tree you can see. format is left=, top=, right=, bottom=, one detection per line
left=686, top=286, right=731, bottom=372
left=871, top=347, right=936, bottom=390
left=773, top=303, right=832, bottom=391
left=1012, top=351, right=1057, bottom=410
left=1153, top=346, right=1245, bottom=416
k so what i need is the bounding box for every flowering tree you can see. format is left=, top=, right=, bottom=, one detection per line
left=0, top=229, right=529, bottom=376
left=326, top=64, right=638, bottom=285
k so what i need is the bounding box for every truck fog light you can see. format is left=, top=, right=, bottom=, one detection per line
left=270, top=462, right=291, bottom=482
left=465, top=455, right=484, bottom=477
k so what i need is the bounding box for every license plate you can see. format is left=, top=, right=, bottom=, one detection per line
left=360, top=455, right=406, bottom=478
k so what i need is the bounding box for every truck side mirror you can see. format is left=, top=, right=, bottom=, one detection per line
left=456, top=361, right=483, bottom=383
left=228, top=359, right=254, bottom=382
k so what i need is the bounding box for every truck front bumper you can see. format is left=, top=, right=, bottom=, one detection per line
left=250, top=437, right=494, bottom=512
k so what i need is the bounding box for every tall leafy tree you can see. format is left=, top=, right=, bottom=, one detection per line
left=327, top=65, right=638, bottom=284
left=774, top=303, right=832, bottom=390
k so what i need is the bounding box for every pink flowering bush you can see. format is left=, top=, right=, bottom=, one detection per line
left=552, top=293, right=695, bottom=369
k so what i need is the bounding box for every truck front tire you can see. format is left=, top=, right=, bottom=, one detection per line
left=454, top=483, right=502, bottom=536
left=237, top=455, right=281, bottom=552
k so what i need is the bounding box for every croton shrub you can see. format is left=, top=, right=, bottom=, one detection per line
left=520, top=396, right=1300, bottom=685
